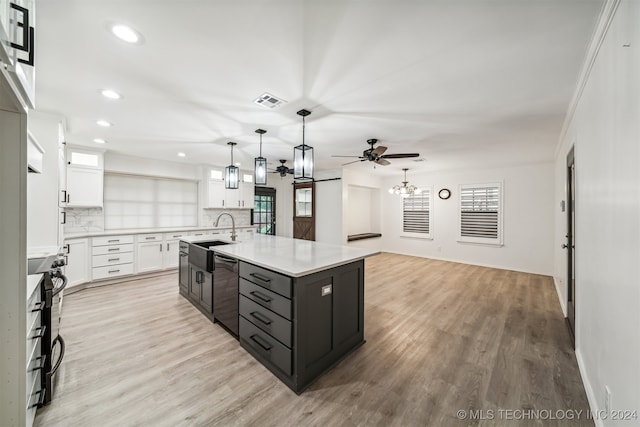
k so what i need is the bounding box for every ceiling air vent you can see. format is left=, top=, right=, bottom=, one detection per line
left=254, top=92, right=286, bottom=109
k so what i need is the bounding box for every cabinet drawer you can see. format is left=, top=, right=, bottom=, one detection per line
left=92, top=243, right=134, bottom=256
left=92, top=263, right=134, bottom=280
left=239, top=278, right=291, bottom=320
left=137, top=233, right=163, bottom=242
left=27, top=315, right=44, bottom=373
left=26, top=339, right=44, bottom=405
left=92, top=235, right=134, bottom=246
left=27, top=287, right=44, bottom=338
left=240, top=295, right=292, bottom=348
left=165, top=231, right=190, bottom=241
left=239, top=262, right=292, bottom=298
left=92, top=252, right=134, bottom=268
left=240, top=317, right=292, bottom=376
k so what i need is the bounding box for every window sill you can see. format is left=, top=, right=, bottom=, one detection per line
left=456, top=240, right=503, bottom=247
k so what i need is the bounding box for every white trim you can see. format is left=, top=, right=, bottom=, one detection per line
left=554, top=0, right=621, bottom=158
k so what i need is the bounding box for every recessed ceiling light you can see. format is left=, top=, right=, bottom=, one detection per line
left=96, top=120, right=113, bottom=127
left=100, top=89, right=122, bottom=100
left=177, top=152, right=186, bottom=157
left=111, top=24, right=142, bottom=44
left=93, top=138, right=107, bottom=144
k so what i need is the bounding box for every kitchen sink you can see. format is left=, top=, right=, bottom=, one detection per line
left=193, top=240, right=231, bottom=249
left=189, top=241, right=232, bottom=272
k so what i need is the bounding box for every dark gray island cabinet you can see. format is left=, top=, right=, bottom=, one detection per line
left=238, top=259, right=365, bottom=394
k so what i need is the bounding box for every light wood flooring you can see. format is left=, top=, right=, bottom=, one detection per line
left=35, top=253, right=592, bottom=427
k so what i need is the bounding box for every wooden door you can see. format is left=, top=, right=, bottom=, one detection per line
left=293, top=182, right=315, bottom=241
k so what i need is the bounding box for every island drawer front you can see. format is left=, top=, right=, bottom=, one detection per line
left=239, top=278, right=291, bottom=320
left=239, top=317, right=292, bottom=376
left=239, top=262, right=292, bottom=298
left=92, top=263, right=134, bottom=280
left=92, top=235, right=134, bottom=246
left=92, top=243, right=134, bottom=256
left=92, top=252, right=134, bottom=267
left=239, top=295, right=292, bottom=348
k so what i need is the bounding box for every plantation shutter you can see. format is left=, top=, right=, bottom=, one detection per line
left=402, top=190, right=431, bottom=237
left=459, top=183, right=502, bottom=244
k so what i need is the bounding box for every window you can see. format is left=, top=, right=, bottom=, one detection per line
left=401, top=188, right=432, bottom=239
left=210, top=169, right=223, bottom=180
left=458, top=182, right=503, bottom=245
left=104, top=173, right=198, bottom=229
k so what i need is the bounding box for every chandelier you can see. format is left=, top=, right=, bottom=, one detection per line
left=389, top=168, right=421, bottom=198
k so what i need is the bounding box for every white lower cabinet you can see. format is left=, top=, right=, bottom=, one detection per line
left=64, top=238, right=90, bottom=288
left=91, top=235, right=134, bottom=281
left=136, top=233, right=164, bottom=273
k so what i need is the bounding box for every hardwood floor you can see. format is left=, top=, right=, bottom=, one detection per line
left=35, top=253, right=592, bottom=426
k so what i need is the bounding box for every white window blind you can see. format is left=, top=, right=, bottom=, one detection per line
left=104, top=173, right=198, bottom=229
left=459, top=183, right=502, bottom=245
left=402, top=189, right=432, bottom=239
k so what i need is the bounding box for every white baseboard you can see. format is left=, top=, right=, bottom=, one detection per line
left=575, top=349, right=603, bottom=427
left=553, top=276, right=567, bottom=316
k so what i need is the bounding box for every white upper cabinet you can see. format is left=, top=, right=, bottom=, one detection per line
left=205, top=168, right=254, bottom=209
left=66, top=146, right=104, bottom=207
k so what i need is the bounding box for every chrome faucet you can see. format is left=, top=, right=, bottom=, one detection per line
left=214, top=212, right=237, bottom=242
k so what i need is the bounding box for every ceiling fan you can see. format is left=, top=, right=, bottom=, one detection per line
left=332, top=139, right=420, bottom=166
left=270, top=159, right=294, bottom=177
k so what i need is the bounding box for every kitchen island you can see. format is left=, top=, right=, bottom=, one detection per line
left=179, top=233, right=379, bottom=393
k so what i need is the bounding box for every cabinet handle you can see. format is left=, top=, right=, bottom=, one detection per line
left=108, top=239, right=120, bottom=243
left=67, top=193, right=70, bottom=204
left=145, top=237, right=155, bottom=240
left=108, top=248, right=120, bottom=252
left=61, top=211, right=66, bottom=225
left=31, top=326, right=46, bottom=340
left=160, top=243, right=163, bottom=252
left=249, top=334, right=272, bottom=351
left=108, top=258, right=120, bottom=262
left=108, top=269, right=120, bottom=274
left=222, top=200, right=225, bottom=207
left=64, top=244, right=70, bottom=254
left=250, top=272, right=271, bottom=283
left=166, top=243, right=170, bottom=251
left=61, top=190, right=67, bottom=204
left=250, top=290, right=272, bottom=303
left=64, top=255, right=68, bottom=266
left=250, top=311, right=272, bottom=325
left=30, top=389, right=46, bottom=409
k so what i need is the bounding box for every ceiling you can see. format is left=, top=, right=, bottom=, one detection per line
left=34, top=0, right=603, bottom=176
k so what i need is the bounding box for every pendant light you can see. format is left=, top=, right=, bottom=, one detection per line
left=389, top=168, right=421, bottom=198
left=293, top=109, right=313, bottom=181
left=225, top=142, right=239, bottom=189
left=254, top=129, right=267, bottom=186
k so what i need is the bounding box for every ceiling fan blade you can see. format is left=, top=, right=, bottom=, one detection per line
left=371, top=146, right=388, bottom=156
left=342, top=159, right=365, bottom=166
left=375, top=158, right=391, bottom=166
left=380, top=153, right=420, bottom=159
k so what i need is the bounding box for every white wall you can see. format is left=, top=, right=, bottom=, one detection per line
left=553, top=0, right=640, bottom=422
left=272, top=174, right=293, bottom=238
left=314, top=169, right=342, bottom=245
left=381, top=163, right=555, bottom=275
left=105, top=152, right=201, bottom=180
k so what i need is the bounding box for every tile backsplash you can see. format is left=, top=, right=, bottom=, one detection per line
left=202, top=209, right=252, bottom=228
left=64, top=207, right=252, bottom=234
left=64, top=208, right=105, bottom=233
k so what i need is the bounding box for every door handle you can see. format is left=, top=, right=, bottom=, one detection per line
left=561, top=244, right=568, bottom=249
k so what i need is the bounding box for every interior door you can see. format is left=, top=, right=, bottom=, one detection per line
left=293, top=182, right=315, bottom=241
left=254, top=187, right=276, bottom=235
left=566, top=147, right=576, bottom=344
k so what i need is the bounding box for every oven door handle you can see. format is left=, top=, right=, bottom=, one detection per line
left=51, top=273, right=67, bottom=297
left=50, top=335, right=65, bottom=375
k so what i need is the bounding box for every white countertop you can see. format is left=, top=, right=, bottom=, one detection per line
left=181, top=234, right=379, bottom=277
left=65, top=225, right=256, bottom=239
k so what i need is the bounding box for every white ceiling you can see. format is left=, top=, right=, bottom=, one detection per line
left=34, top=0, right=603, bottom=176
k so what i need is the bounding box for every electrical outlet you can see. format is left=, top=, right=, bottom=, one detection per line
left=605, top=386, right=612, bottom=414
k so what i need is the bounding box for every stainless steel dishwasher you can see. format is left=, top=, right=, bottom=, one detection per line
left=213, top=253, right=239, bottom=336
